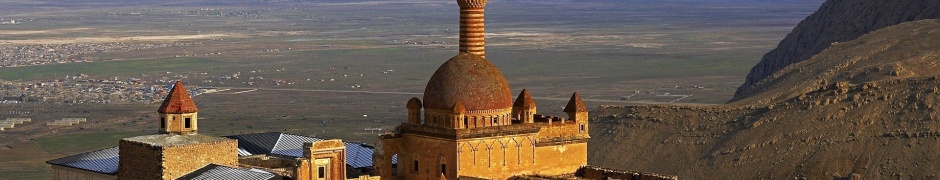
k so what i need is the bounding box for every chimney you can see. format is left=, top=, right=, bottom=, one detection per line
left=457, top=0, right=487, bottom=58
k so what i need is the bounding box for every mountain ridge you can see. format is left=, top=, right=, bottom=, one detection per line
left=734, top=0, right=940, bottom=101
left=589, top=18, right=940, bottom=180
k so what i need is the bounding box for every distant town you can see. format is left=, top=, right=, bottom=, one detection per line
left=0, top=76, right=203, bottom=104
left=0, top=42, right=197, bottom=67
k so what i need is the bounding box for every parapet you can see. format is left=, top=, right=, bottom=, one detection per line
left=575, top=166, right=678, bottom=180
left=122, top=134, right=233, bottom=147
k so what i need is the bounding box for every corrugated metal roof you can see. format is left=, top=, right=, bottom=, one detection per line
left=270, top=133, right=323, bottom=157
left=346, top=143, right=375, bottom=168
left=177, top=164, right=277, bottom=180
left=47, top=132, right=381, bottom=178
left=226, top=132, right=282, bottom=156
left=226, top=132, right=378, bottom=168
left=46, top=147, right=120, bottom=175
left=237, top=148, right=253, bottom=156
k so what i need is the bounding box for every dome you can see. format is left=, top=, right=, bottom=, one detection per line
left=407, top=97, right=422, bottom=110
left=423, top=53, right=513, bottom=111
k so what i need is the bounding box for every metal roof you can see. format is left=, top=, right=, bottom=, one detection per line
left=46, top=147, right=120, bottom=175
left=177, top=164, right=277, bottom=180
left=226, top=132, right=378, bottom=168
left=46, top=132, right=380, bottom=177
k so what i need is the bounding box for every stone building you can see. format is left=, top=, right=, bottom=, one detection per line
left=373, top=0, right=592, bottom=179
left=48, top=81, right=373, bottom=180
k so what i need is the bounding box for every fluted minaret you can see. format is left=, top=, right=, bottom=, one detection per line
left=457, top=0, right=487, bottom=58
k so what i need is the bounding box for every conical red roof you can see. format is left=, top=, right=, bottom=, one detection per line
left=513, top=89, right=536, bottom=108
left=158, top=81, right=198, bottom=114
left=563, top=92, right=587, bottom=113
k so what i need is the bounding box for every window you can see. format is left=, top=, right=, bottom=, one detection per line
left=580, top=124, right=585, bottom=133
left=414, top=160, right=419, bottom=172
left=184, top=118, right=192, bottom=128
left=318, top=166, right=326, bottom=179
left=441, top=164, right=446, bottom=175
left=161, top=117, right=166, bottom=128
left=463, top=117, right=468, bottom=128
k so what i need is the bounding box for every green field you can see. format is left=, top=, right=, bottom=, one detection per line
left=36, top=131, right=150, bottom=154
left=0, top=58, right=218, bottom=80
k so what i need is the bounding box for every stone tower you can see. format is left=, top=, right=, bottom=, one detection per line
left=512, top=89, right=537, bottom=123
left=564, top=92, right=589, bottom=135
left=457, top=0, right=487, bottom=58
left=118, top=81, right=238, bottom=180
left=158, top=81, right=199, bottom=135
left=407, top=97, right=422, bottom=124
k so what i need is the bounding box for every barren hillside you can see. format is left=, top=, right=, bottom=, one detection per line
left=589, top=19, right=940, bottom=179
left=735, top=0, right=940, bottom=100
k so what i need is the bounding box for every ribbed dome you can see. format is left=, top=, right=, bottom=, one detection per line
left=423, top=53, right=512, bottom=111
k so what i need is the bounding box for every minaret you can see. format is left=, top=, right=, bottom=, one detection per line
left=157, top=81, right=199, bottom=135
left=457, top=0, right=487, bottom=58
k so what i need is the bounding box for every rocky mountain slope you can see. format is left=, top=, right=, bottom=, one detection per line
left=734, top=0, right=940, bottom=101
left=589, top=19, right=940, bottom=179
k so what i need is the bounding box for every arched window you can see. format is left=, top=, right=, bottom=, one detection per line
left=440, top=156, right=447, bottom=176
left=391, top=154, right=399, bottom=176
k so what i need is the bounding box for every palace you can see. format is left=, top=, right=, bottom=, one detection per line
left=373, top=0, right=589, bottom=179
left=46, top=0, right=680, bottom=179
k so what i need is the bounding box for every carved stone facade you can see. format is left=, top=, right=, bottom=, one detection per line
left=379, top=107, right=589, bottom=180
left=295, top=140, right=348, bottom=180
left=377, top=0, right=590, bottom=178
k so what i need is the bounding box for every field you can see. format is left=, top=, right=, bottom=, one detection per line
left=0, top=0, right=824, bottom=179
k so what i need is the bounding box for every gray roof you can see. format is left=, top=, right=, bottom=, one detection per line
left=177, top=164, right=278, bottom=180
left=225, top=132, right=378, bottom=168
left=47, top=132, right=379, bottom=177
left=46, top=147, right=120, bottom=175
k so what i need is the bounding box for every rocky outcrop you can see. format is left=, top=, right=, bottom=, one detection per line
left=590, top=19, right=940, bottom=179
left=734, top=0, right=940, bottom=101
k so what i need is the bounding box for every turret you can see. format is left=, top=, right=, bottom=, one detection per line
left=407, top=97, right=423, bottom=124
left=157, top=81, right=199, bottom=135
left=512, top=89, right=536, bottom=123
left=564, top=92, right=588, bottom=134
left=452, top=102, right=466, bottom=129
left=456, top=0, right=488, bottom=58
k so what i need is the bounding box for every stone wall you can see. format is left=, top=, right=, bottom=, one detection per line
left=575, top=166, right=677, bottom=180
left=456, top=134, right=587, bottom=180
left=118, top=140, right=163, bottom=180
left=239, top=155, right=296, bottom=169
left=117, top=138, right=238, bottom=180
left=379, top=134, right=458, bottom=180
left=380, top=119, right=589, bottom=180
left=161, top=139, right=238, bottom=179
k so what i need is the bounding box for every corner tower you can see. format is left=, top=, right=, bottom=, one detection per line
left=119, top=81, right=238, bottom=180
left=457, top=0, right=487, bottom=57
left=158, top=81, right=199, bottom=135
